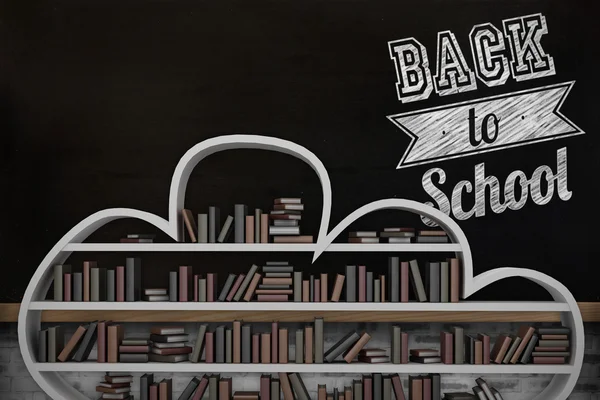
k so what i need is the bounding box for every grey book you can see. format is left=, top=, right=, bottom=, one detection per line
left=314, top=317, right=324, bottom=363
left=72, top=321, right=98, bottom=362
left=452, top=326, right=464, bottom=364
left=440, top=261, right=449, bottom=303
left=374, top=279, right=381, bottom=302
left=293, top=271, right=302, bottom=302
left=73, top=273, right=83, bottom=302
left=310, top=274, right=315, bottom=302
left=264, top=272, right=292, bottom=278
left=208, top=374, right=220, bottom=400
left=233, top=265, right=258, bottom=301
left=295, top=329, right=304, bottom=363
left=392, top=325, right=401, bottom=364
left=409, top=259, right=428, bottom=302
left=263, top=266, right=294, bottom=273
left=416, top=236, right=448, bottom=243
left=288, top=373, right=310, bottom=400
left=345, top=265, right=356, bottom=302
left=38, top=329, right=47, bottom=362
left=47, top=326, right=64, bottom=363
left=169, top=271, right=178, bottom=302
left=366, top=272, right=373, bottom=302
left=218, top=274, right=237, bottom=301
left=121, top=353, right=148, bottom=362
left=538, top=340, right=570, bottom=347
left=179, top=376, right=200, bottom=400
left=473, top=387, right=487, bottom=400
left=427, top=262, right=440, bottom=303
left=225, top=328, right=232, bottom=363
left=91, top=268, right=107, bottom=301
left=537, top=327, right=570, bottom=335
left=190, top=324, right=207, bottom=363
left=271, top=378, right=280, bottom=400
left=465, top=335, right=475, bottom=364
left=520, top=333, right=538, bottom=364
left=353, top=380, right=363, bottom=400
left=502, top=336, right=522, bottom=364
left=215, top=325, right=225, bottom=363
left=198, top=278, right=207, bottom=302
left=431, top=373, right=441, bottom=400
left=475, top=378, right=495, bottom=400
left=198, top=213, right=209, bottom=243
left=259, top=284, right=291, bottom=289
left=324, top=331, right=360, bottom=363
left=217, top=215, right=234, bottom=243
left=208, top=206, right=220, bottom=243
left=373, top=373, right=382, bottom=400
left=53, top=264, right=71, bottom=301
left=333, top=388, right=338, bottom=400
left=383, top=376, right=392, bottom=400
left=254, top=208, right=261, bottom=243
left=106, top=269, right=115, bottom=302
left=388, top=257, right=400, bottom=302
left=491, top=388, right=505, bottom=400
left=140, top=373, right=154, bottom=400
left=242, top=325, right=252, bottom=363
left=234, top=204, right=248, bottom=243
left=126, top=257, right=142, bottom=301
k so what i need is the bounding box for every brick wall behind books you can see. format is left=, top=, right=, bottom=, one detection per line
left=1, top=322, right=599, bottom=400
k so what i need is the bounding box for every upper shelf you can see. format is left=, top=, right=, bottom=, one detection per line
left=62, top=243, right=463, bottom=252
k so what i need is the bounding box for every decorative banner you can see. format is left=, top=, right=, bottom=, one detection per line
left=388, top=81, right=584, bottom=169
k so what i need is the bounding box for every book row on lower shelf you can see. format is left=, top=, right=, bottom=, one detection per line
left=52, top=258, right=462, bottom=303
left=96, top=372, right=504, bottom=400
left=38, top=319, right=570, bottom=365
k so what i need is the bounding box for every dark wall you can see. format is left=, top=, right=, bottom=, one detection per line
left=1, top=0, right=597, bottom=302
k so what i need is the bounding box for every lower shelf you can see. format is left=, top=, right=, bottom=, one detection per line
left=36, top=362, right=574, bottom=374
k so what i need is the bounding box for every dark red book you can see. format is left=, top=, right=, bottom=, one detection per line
left=478, top=333, right=490, bottom=364
left=97, top=321, right=109, bottom=363
left=314, top=279, right=321, bottom=302
left=204, top=332, right=214, bottom=363
left=149, top=383, right=158, bottom=400
left=179, top=266, right=193, bottom=302
left=363, top=375, right=373, bottom=400
left=391, top=373, right=406, bottom=400
left=116, top=266, right=125, bottom=302
left=271, top=322, right=278, bottom=363
left=441, top=331, right=453, bottom=364
left=151, top=346, right=192, bottom=355
left=119, top=345, right=150, bottom=353
left=533, top=356, right=566, bottom=364
left=401, top=332, right=409, bottom=364
left=422, top=375, right=431, bottom=400
left=257, top=294, right=289, bottom=302
left=64, top=273, right=72, bottom=302
left=207, top=273, right=216, bottom=302
left=227, top=274, right=246, bottom=302
left=194, top=274, right=200, bottom=302
left=260, top=374, right=270, bottom=400
left=191, top=375, right=209, bottom=400
left=358, top=265, right=366, bottom=302
left=400, top=261, right=409, bottom=302
left=252, top=334, right=260, bottom=363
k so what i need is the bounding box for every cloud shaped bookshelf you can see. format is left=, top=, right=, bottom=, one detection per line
left=18, top=135, right=583, bottom=400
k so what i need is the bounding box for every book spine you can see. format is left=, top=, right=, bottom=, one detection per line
left=38, top=330, right=47, bottom=362
left=243, top=272, right=262, bottom=302
left=315, top=279, right=321, bottom=302
left=63, top=273, right=72, bottom=302
left=380, top=274, right=386, bottom=302
left=294, top=271, right=302, bottom=302
left=279, top=373, right=294, bottom=400
left=279, top=328, right=288, bottom=363
left=126, top=257, right=141, bottom=301
left=208, top=206, right=220, bottom=243
left=169, top=271, right=178, bottom=302
left=254, top=209, right=261, bottom=243
left=261, top=333, right=271, bottom=364
left=245, top=215, right=255, bottom=243
left=305, top=326, right=313, bottom=364
left=271, top=322, right=279, bottom=363
left=310, top=274, right=315, bottom=302
left=450, top=258, right=460, bottom=302
left=320, top=273, right=328, bottom=302
left=453, top=326, right=464, bottom=364
left=429, top=262, right=440, bottom=303
left=179, top=266, right=192, bottom=302
left=400, top=262, right=409, bottom=303
left=199, top=278, right=207, bottom=302
left=233, top=321, right=241, bottom=363
left=97, top=321, right=107, bottom=363
left=252, top=333, right=260, bottom=363
left=440, top=261, right=449, bottom=303
left=242, top=325, right=251, bottom=363
left=343, top=332, right=371, bottom=363
left=194, top=274, right=199, bottom=302
left=366, top=271, right=373, bottom=302
left=373, top=373, right=382, bottom=400
left=331, top=274, right=345, bottom=302
left=207, top=273, right=216, bottom=302
left=401, top=332, right=409, bottom=364
left=83, top=261, right=93, bottom=302
left=73, top=273, right=82, bottom=302
left=198, top=213, right=208, bottom=243
left=358, top=265, right=366, bottom=302
left=383, top=376, right=392, bottom=400
left=388, top=257, right=400, bottom=302
left=261, top=375, right=271, bottom=400
left=261, top=213, right=269, bottom=243
left=302, top=280, right=309, bottom=302
left=314, top=317, right=324, bottom=364
left=392, top=325, right=401, bottom=364
left=209, top=375, right=219, bottom=400
left=295, top=329, right=304, bottom=364
left=216, top=326, right=225, bottom=363
left=106, top=270, right=115, bottom=302
left=234, top=204, right=247, bottom=243
left=90, top=268, right=99, bottom=302
left=272, top=379, right=281, bottom=400
left=374, top=279, right=380, bottom=302
left=205, top=332, right=214, bottom=363
left=345, top=265, right=356, bottom=302
left=225, top=328, right=232, bottom=363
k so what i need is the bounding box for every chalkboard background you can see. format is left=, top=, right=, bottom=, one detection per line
left=1, top=0, right=597, bottom=302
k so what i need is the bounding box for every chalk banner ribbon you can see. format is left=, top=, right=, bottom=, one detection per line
left=388, top=81, right=584, bottom=169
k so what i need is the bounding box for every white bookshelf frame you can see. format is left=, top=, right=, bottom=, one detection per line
left=18, top=135, right=584, bottom=400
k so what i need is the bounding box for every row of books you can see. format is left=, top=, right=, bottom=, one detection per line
left=181, top=198, right=313, bottom=244
left=53, top=258, right=142, bottom=302
left=349, top=228, right=449, bottom=244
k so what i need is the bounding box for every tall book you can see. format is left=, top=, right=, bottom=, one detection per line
left=409, top=376, right=423, bottom=400
left=169, top=271, right=178, bottom=302
left=271, top=322, right=279, bottom=363
left=449, top=258, right=460, bottom=302
left=178, top=377, right=200, bottom=400
left=252, top=333, right=260, bottom=363
left=47, top=326, right=64, bottom=363
left=314, top=317, right=324, bottom=363
left=38, top=329, right=47, bottom=362
left=260, top=213, right=269, bottom=243
left=305, top=326, right=313, bottom=364
left=245, top=215, right=255, bottom=243
left=191, top=375, right=210, bottom=400
left=373, top=373, right=382, bottom=400
left=260, top=374, right=271, bottom=400
left=363, top=375, right=372, bottom=400
left=233, top=320, right=241, bottom=363
left=431, top=373, right=441, bottom=400
left=83, top=261, right=96, bottom=302
left=207, top=273, right=217, bottom=302
left=358, top=265, right=367, bottom=302
left=198, top=213, right=209, bottom=243
left=261, top=333, right=271, bottom=364
left=440, top=261, right=449, bottom=303
left=72, top=321, right=98, bottom=362
left=208, top=374, right=220, bottom=400
left=478, top=333, right=490, bottom=365
left=409, top=260, right=427, bottom=302
left=225, top=328, right=232, bottom=363
left=219, top=377, right=232, bottom=400
left=345, top=265, right=356, bottom=302
left=295, top=329, right=304, bottom=364
left=254, top=209, right=262, bottom=243
left=279, top=328, right=289, bottom=363
left=490, top=335, right=512, bottom=364
left=107, top=324, right=123, bottom=363
left=320, top=273, right=328, bottom=302
left=390, top=374, right=406, bottom=400
left=54, top=264, right=71, bottom=301
left=90, top=267, right=107, bottom=301
left=288, top=373, right=310, bottom=400
left=520, top=333, right=538, bottom=364
left=294, top=271, right=303, bottom=302
left=140, top=373, right=154, bottom=400
left=234, top=204, right=248, bottom=243
left=125, top=257, right=142, bottom=301
left=353, top=380, right=363, bottom=400
left=216, top=325, right=226, bottom=363
left=208, top=206, right=221, bottom=243
left=205, top=331, right=214, bottom=363
left=73, top=272, right=83, bottom=302
left=116, top=266, right=125, bottom=302
left=63, top=273, right=72, bottom=302
left=388, top=257, right=400, bottom=302
left=452, top=326, right=464, bottom=365
left=324, top=331, right=360, bottom=363
left=392, top=325, right=401, bottom=364
left=106, top=269, right=115, bottom=302
left=242, top=325, right=252, bottom=363
left=159, top=378, right=173, bottom=400
left=400, top=261, right=409, bottom=302
left=97, top=320, right=109, bottom=363
left=179, top=266, right=193, bottom=302
left=426, top=262, right=440, bottom=303
left=510, top=326, right=536, bottom=364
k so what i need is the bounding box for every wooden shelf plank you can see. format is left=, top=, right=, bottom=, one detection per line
left=36, top=361, right=574, bottom=374
left=61, top=243, right=463, bottom=252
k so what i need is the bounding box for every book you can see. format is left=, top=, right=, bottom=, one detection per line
left=450, top=258, right=460, bottom=302
left=226, top=328, right=232, bottom=363
left=151, top=346, right=192, bottom=355
left=358, top=355, right=390, bottom=363
left=360, top=348, right=391, bottom=357
left=159, top=378, right=172, bottom=400
left=491, top=388, right=504, bottom=400
left=57, top=325, right=87, bottom=362
left=242, top=325, right=252, bottom=363
left=502, top=336, right=522, bottom=364
left=475, top=377, right=495, bottom=400
left=218, top=274, right=237, bottom=302
left=120, top=353, right=149, bottom=363
left=199, top=278, right=207, bottom=302
left=120, top=238, right=153, bottom=243
left=38, top=329, right=48, bottom=362
left=83, top=261, right=95, bottom=302
left=169, top=271, right=178, bottom=302
left=533, top=356, right=566, bottom=364
left=363, top=375, right=372, bottom=400
left=324, top=331, right=360, bottom=363
left=441, top=331, right=453, bottom=364
left=226, top=274, right=246, bottom=301
left=148, top=353, right=190, bottom=363
left=252, top=333, right=260, bottom=363
left=478, top=333, right=490, bottom=364
left=440, top=261, right=449, bottom=303
left=207, top=273, right=217, bottom=302
left=120, top=345, right=150, bottom=353
left=208, top=206, right=221, bottom=243
left=54, top=264, right=71, bottom=301
left=233, top=321, right=241, bottom=363
left=304, top=326, right=313, bottom=363
left=260, top=375, right=271, bottom=400
left=125, top=257, right=142, bottom=302
left=349, top=237, right=379, bottom=243
left=409, top=376, right=423, bottom=400
left=331, top=274, right=345, bottom=302
left=152, top=326, right=185, bottom=335
left=154, top=342, right=185, bottom=348
left=150, top=333, right=189, bottom=343
left=293, top=271, right=302, bottom=302
left=279, top=328, right=289, bottom=363
left=140, top=373, right=154, bottom=400
left=302, top=280, right=309, bottom=302
left=520, top=334, right=538, bottom=364
left=314, top=317, right=324, bottom=363
left=269, top=226, right=301, bottom=235
left=105, top=375, right=134, bottom=384
left=72, top=321, right=98, bottom=362
left=510, top=326, right=536, bottom=364
left=191, top=375, right=210, bottom=400
left=349, top=231, right=378, bottom=237
left=233, top=264, right=258, bottom=301
left=295, top=329, right=304, bottom=364
left=452, top=326, right=464, bottom=364
left=215, top=326, right=225, bottom=363
left=426, top=262, right=440, bottom=303
left=273, top=236, right=313, bottom=243
left=401, top=332, right=409, bottom=364
left=491, top=335, right=512, bottom=364
left=345, top=265, right=356, bottom=302
left=431, top=373, right=441, bottom=400
left=288, top=373, right=310, bottom=400
left=409, top=356, right=442, bottom=363
left=274, top=203, right=304, bottom=211
left=116, top=266, right=125, bottom=302
left=107, top=325, right=123, bottom=363
left=473, top=387, right=487, bottom=400
left=416, top=236, right=448, bottom=243
left=178, top=266, right=193, bottom=302
left=279, top=373, right=294, bottom=400
left=234, top=204, right=248, bottom=243
left=73, top=272, right=83, bottom=302
left=261, top=213, right=269, bottom=243
left=219, top=377, right=232, bottom=400
left=243, top=273, right=262, bottom=301
left=275, top=198, right=302, bottom=204
left=198, top=213, right=208, bottom=243
left=391, top=374, right=406, bottom=400
left=217, top=215, right=234, bottom=243
left=343, top=332, right=371, bottom=363
left=538, top=340, right=570, bottom=347
left=537, top=327, right=570, bottom=335
left=254, top=209, right=261, bottom=243
left=90, top=267, right=107, bottom=301
left=271, top=322, right=279, bottom=363
left=106, top=270, right=115, bottom=302
left=410, top=349, right=439, bottom=357
left=182, top=209, right=198, bottom=243
left=409, top=260, right=427, bottom=302
left=178, top=376, right=200, bottom=400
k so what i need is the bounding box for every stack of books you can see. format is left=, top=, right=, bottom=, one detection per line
left=148, top=326, right=192, bottom=363
left=119, top=234, right=155, bottom=243
left=416, top=229, right=449, bottom=243
left=358, top=348, right=390, bottom=363
left=444, top=377, right=504, bottom=400
left=531, top=326, right=570, bottom=364
left=269, top=198, right=313, bottom=243
left=409, top=349, right=441, bottom=364
left=144, top=288, right=168, bottom=302
left=119, top=336, right=150, bottom=363
left=491, top=325, right=540, bottom=364
left=409, top=374, right=441, bottom=400
left=440, top=327, right=491, bottom=365
left=315, top=373, right=407, bottom=400
left=380, top=227, right=415, bottom=243
left=348, top=231, right=379, bottom=243
left=257, top=262, right=294, bottom=302
left=52, top=257, right=142, bottom=302
left=97, top=373, right=133, bottom=400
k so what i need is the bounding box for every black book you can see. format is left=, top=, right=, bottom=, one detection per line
left=218, top=274, right=237, bottom=302
left=140, top=373, right=154, bottom=400
left=373, top=373, right=382, bottom=400
left=178, top=376, right=201, bottom=400
left=324, top=331, right=360, bottom=363
left=72, top=321, right=98, bottom=362
left=537, top=327, right=571, bottom=335
left=126, top=257, right=142, bottom=301
left=409, top=355, right=442, bottom=363
left=38, top=329, right=47, bottom=362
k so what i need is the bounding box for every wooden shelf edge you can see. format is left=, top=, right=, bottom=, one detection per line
left=2, top=303, right=599, bottom=323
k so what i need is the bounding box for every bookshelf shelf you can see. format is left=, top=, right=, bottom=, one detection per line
left=62, top=243, right=463, bottom=252
left=35, top=362, right=576, bottom=375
